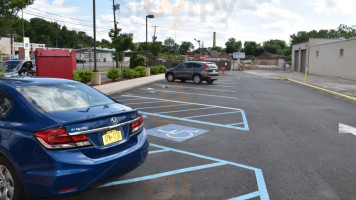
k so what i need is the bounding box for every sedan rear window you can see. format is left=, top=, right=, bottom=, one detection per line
left=17, top=83, right=115, bottom=113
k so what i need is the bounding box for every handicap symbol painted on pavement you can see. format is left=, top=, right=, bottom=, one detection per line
left=147, top=124, right=209, bottom=142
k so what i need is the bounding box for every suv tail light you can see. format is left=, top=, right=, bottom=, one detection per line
left=130, top=114, right=144, bottom=135
left=203, top=64, right=209, bottom=71
left=34, top=127, right=93, bottom=150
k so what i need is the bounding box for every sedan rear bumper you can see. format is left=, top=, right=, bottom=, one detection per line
left=21, top=129, right=149, bottom=198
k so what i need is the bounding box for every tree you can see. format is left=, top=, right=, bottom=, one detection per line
left=164, top=37, right=175, bottom=49
left=163, top=37, right=178, bottom=52
left=150, top=36, right=162, bottom=60
left=137, top=42, right=148, bottom=52
left=244, top=41, right=265, bottom=57
left=97, top=39, right=112, bottom=49
left=225, top=38, right=242, bottom=53
left=129, top=43, right=137, bottom=51
left=0, top=0, right=34, bottom=38
left=209, top=46, right=224, bottom=52
left=328, top=24, right=356, bottom=39
left=178, top=41, right=194, bottom=54
left=109, top=28, right=133, bottom=77
left=263, top=39, right=288, bottom=55
left=289, top=25, right=356, bottom=45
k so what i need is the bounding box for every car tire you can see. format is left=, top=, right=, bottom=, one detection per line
left=166, top=73, right=175, bottom=82
left=207, top=80, right=214, bottom=84
left=193, top=74, right=202, bottom=84
left=0, top=156, right=26, bottom=200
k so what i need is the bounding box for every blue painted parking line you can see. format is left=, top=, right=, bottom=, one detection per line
left=138, top=103, right=191, bottom=110
left=184, top=111, right=242, bottom=119
left=98, top=162, right=226, bottom=188
left=121, top=95, right=249, bottom=131
left=229, top=191, right=260, bottom=200
left=140, top=111, right=249, bottom=131
left=98, top=143, right=270, bottom=200
left=149, top=144, right=258, bottom=171
left=240, top=110, right=250, bottom=131
left=115, top=98, right=146, bottom=101
left=125, top=100, right=167, bottom=105
left=121, top=95, right=242, bottom=111
left=227, top=122, right=245, bottom=126
left=157, top=106, right=216, bottom=114
left=148, top=149, right=171, bottom=154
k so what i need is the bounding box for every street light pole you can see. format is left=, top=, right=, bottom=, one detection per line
left=194, top=38, right=201, bottom=60
left=145, top=14, right=154, bottom=76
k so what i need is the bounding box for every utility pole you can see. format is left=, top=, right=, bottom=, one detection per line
left=92, top=0, right=101, bottom=84
left=112, top=0, right=119, bottom=69
left=93, top=0, right=97, bottom=72
left=22, top=9, right=26, bottom=60
left=153, top=26, right=159, bottom=40
left=10, top=25, right=13, bottom=60
left=22, top=9, right=24, bottom=40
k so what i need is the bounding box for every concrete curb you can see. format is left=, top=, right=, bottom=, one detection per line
left=277, top=78, right=356, bottom=103
left=94, top=74, right=165, bottom=95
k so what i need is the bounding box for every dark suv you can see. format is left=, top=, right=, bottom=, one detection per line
left=165, top=61, right=219, bottom=84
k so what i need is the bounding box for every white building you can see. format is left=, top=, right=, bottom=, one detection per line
left=0, top=37, right=46, bottom=60
left=292, top=38, right=356, bottom=81
left=74, top=48, right=114, bottom=62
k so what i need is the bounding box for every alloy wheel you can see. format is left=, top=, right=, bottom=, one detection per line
left=0, top=165, right=14, bottom=200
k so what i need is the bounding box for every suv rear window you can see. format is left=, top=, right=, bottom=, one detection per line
left=18, top=83, right=115, bottom=113
left=208, top=63, right=218, bottom=68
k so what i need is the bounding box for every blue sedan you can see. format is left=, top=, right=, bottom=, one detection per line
left=0, top=78, right=149, bottom=199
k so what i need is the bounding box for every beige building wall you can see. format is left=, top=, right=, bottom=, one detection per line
left=309, top=38, right=356, bottom=81
left=0, top=38, right=12, bottom=55
left=291, top=38, right=342, bottom=72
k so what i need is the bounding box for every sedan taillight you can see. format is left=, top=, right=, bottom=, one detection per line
left=34, top=126, right=92, bottom=150
left=130, top=114, right=144, bottom=135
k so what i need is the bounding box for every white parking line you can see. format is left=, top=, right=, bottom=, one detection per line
left=153, top=84, right=237, bottom=93
left=140, top=89, right=239, bottom=100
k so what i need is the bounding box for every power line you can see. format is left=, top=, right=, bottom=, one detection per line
left=27, top=7, right=112, bottom=23
left=23, top=11, right=113, bottom=30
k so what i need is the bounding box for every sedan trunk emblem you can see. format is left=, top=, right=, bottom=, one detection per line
left=111, top=117, right=118, bottom=124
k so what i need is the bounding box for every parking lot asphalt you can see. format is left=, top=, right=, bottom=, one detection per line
left=58, top=71, right=356, bottom=200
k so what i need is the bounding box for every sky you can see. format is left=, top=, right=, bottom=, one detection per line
left=22, top=0, right=356, bottom=49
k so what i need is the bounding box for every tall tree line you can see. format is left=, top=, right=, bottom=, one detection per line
left=9, top=17, right=112, bottom=49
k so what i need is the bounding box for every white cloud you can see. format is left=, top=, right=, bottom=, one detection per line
left=52, top=0, right=64, bottom=6
left=261, top=20, right=291, bottom=32
left=309, top=0, right=356, bottom=18
left=20, top=0, right=355, bottom=49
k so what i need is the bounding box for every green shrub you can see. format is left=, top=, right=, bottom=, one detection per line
left=134, top=66, right=146, bottom=77
left=127, top=70, right=135, bottom=78
left=134, top=66, right=145, bottom=72
left=133, top=71, right=140, bottom=78
left=122, top=68, right=130, bottom=78
left=158, top=65, right=166, bottom=73
left=78, top=70, right=93, bottom=84
left=130, top=54, right=146, bottom=69
left=150, top=66, right=159, bottom=75
left=73, top=71, right=81, bottom=82
left=0, top=65, right=4, bottom=77
left=107, top=68, right=121, bottom=80
left=139, top=70, right=146, bottom=77
left=123, top=68, right=135, bottom=78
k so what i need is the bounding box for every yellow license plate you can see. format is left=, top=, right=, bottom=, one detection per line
left=213, top=70, right=216, bottom=72
left=102, top=130, right=122, bottom=145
